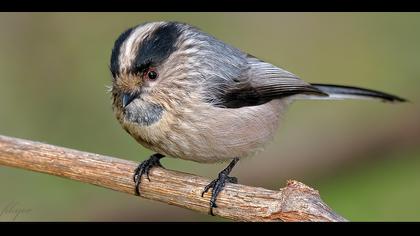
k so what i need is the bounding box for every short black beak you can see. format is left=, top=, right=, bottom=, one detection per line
left=122, top=93, right=137, bottom=108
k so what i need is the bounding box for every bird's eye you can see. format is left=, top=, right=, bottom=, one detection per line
left=147, top=70, right=158, bottom=80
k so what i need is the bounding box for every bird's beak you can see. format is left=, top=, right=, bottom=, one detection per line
left=122, top=93, right=137, bottom=108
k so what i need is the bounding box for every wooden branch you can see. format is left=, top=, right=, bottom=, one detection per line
left=0, top=134, right=347, bottom=222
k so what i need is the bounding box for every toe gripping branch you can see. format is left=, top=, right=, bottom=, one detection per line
left=201, top=157, right=239, bottom=216
left=133, top=153, right=165, bottom=196
left=133, top=154, right=240, bottom=216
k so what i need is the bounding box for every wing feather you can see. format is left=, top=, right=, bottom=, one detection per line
left=212, top=56, right=327, bottom=108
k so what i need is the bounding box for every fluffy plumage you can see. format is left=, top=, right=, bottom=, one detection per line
left=110, top=21, right=405, bottom=163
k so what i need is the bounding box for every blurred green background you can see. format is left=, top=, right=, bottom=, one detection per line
left=0, top=13, right=419, bottom=221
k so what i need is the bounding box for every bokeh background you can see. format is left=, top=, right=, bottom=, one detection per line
left=0, top=13, right=419, bottom=221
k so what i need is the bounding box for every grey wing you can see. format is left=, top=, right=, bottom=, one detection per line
left=211, top=56, right=327, bottom=108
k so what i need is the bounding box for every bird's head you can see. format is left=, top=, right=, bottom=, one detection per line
left=109, top=21, right=208, bottom=127
left=110, top=22, right=185, bottom=108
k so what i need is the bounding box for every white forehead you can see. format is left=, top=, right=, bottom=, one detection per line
left=118, top=22, right=167, bottom=71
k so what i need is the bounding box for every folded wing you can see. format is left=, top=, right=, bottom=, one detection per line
left=211, top=56, right=328, bottom=108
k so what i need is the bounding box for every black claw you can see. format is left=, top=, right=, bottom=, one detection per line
left=202, top=172, right=237, bottom=216
left=201, top=158, right=239, bottom=216
left=227, top=176, right=238, bottom=184
left=133, top=153, right=164, bottom=196
left=133, top=170, right=138, bottom=182
left=201, top=179, right=216, bottom=197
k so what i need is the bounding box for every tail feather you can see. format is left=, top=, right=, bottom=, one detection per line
left=308, top=84, right=407, bottom=103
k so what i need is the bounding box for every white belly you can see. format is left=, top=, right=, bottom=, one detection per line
left=163, top=99, right=290, bottom=163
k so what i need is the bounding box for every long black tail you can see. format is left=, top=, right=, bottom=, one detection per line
left=309, top=84, right=407, bottom=103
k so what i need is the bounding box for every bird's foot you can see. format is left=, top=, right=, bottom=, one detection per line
left=133, top=153, right=165, bottom=196
left=201, top=158, right=239, bottom=216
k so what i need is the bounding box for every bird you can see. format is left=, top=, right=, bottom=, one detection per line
left=108, top=21, right=406, bottom=215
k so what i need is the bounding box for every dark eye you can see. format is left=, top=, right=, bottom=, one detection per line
left=147, top=70, right=158, bottom=80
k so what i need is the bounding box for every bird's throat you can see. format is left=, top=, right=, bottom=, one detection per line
left=124, top=101, right=164, bottom=126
